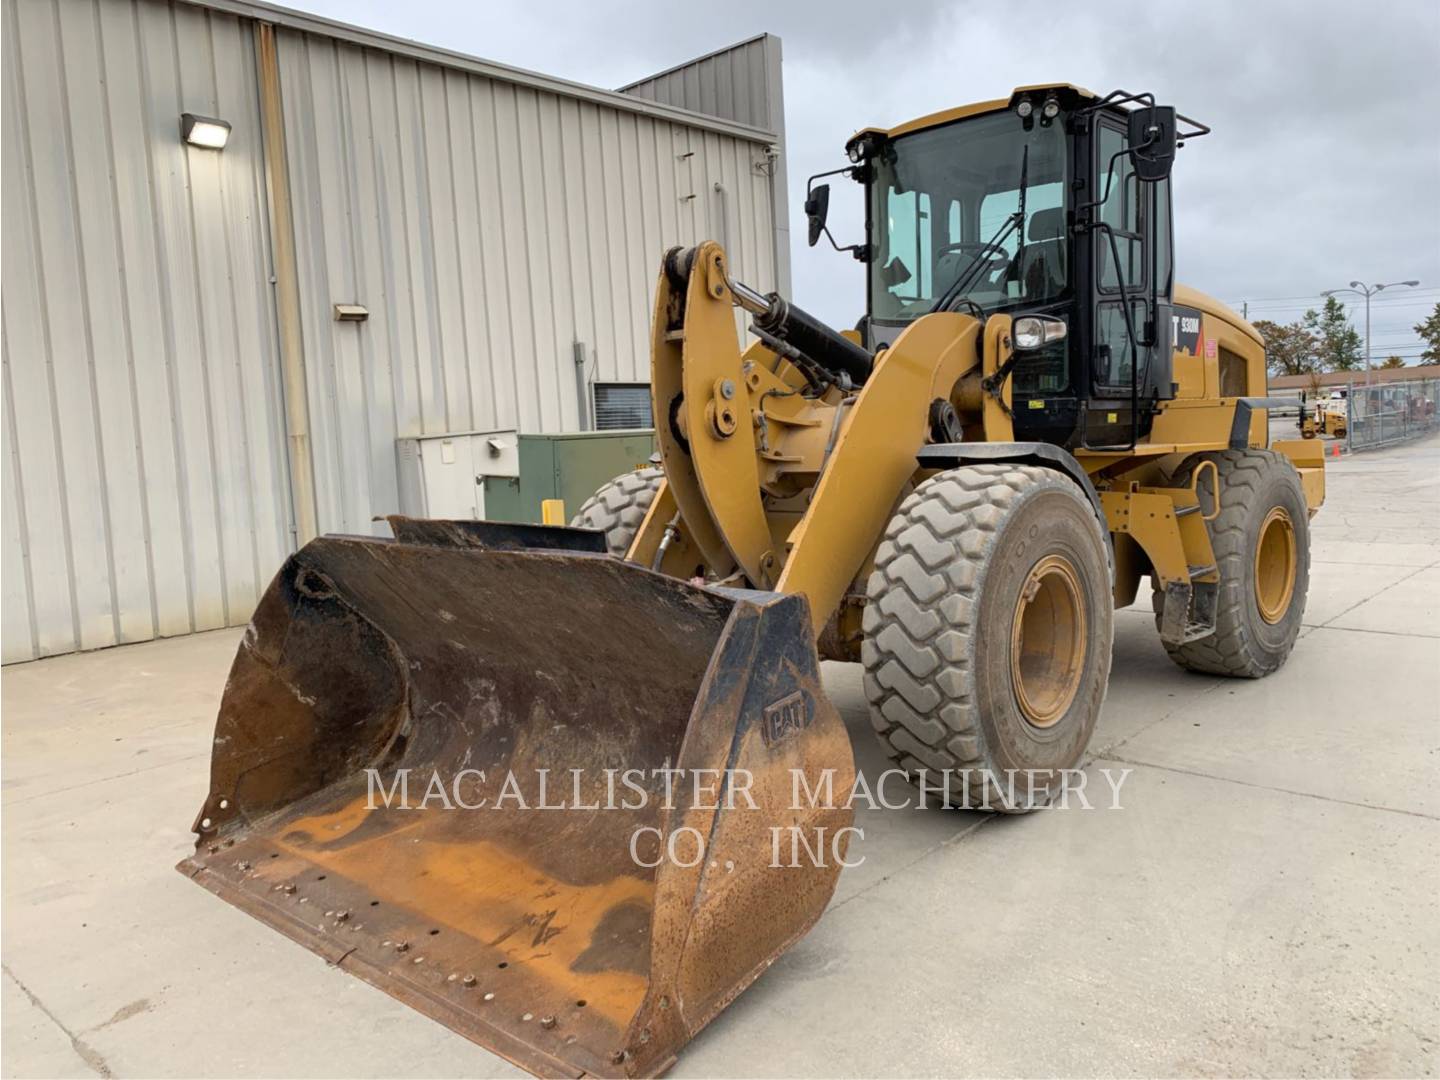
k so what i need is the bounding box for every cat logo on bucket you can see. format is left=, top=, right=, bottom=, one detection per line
left=762, top=690, right=811, bottom=747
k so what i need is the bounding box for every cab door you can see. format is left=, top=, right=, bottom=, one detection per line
left=1082, top=115, right=1174, bottom=447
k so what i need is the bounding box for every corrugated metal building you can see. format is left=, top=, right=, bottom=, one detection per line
left=1, top=0, right=788, bottom=663
left=618, top=34, right=791, bottom=304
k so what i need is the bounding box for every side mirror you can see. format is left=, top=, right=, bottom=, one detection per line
left=1127, top=105, right=1177, bottom=182
left=804, top=183, right=831, bottom=247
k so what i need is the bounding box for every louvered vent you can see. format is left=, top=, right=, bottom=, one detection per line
left=593, top=383, right=653, bottom=430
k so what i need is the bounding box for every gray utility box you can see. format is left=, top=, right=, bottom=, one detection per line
left=395, top=430, right=520, bottom=520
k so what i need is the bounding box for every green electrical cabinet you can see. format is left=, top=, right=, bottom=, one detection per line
left=482, top=430, right=656, bottom=525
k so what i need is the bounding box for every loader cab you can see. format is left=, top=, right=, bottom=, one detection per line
left=824, top=86, right=1204, bottom=450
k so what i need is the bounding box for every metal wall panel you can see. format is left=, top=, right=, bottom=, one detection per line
left=619, top=34, right=776, bottom=130
left=619, top=34, right=790, bottom=294
left=1, top=0, right=292, bottom=663
left=2, top=1, right=785, bottom=661
left=277, top=29, right=779, bottom=537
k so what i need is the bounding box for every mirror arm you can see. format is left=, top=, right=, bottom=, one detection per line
left=807, top=165, right=859, bottom=190
left=817, top=225, right=868, bottom=260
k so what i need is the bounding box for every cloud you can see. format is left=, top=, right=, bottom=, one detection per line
left=288, top=0, right=1440, bottom=352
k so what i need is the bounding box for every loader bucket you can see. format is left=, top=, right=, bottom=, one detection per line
left=178, top=521, right=854, bottom=1078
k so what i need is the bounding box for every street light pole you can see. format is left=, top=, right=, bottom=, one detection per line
left=1322, top=280, right=1422, bottom=384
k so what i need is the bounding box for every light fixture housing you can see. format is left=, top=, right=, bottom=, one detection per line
left=1036, top=93, right=1061, bottom=128
left=1013, top=315, right=1068, bottom=351
left=845, top=133, right=877, bottom=165
left=181, top=113, right=231, bottom=150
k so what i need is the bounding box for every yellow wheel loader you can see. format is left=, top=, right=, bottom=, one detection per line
left=180, top=85, right=1325, bottom=1077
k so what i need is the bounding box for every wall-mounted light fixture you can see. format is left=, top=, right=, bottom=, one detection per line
left=181, top=113, right=231, bottom=149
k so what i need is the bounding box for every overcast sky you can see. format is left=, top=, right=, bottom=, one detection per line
left=289, top=0, right=1440, bottom=362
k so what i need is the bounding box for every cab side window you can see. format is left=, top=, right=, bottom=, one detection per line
left=884, top=189, right=933, bottom=302
left=1096, top=124, right=1142, bottom=290
left=1093, top=122, right=1152, bottom=389
left=1095, top=300, right=1147, bottom=388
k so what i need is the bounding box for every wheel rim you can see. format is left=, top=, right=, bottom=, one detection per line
left=1254, top=506, right=1297, bottom=624
left=1010, top=554, right=1087, bottom=729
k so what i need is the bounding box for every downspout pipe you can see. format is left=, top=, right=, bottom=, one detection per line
left=256, top=21, right=319, bottom=544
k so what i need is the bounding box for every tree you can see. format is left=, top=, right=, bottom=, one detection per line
left=1380, top=355, right=1406, bottom=370
left=1253, top=318, right=1319, bottom=377
left=1415, top=302, right=1440, bottom=363
left=1303, top=295, right=1363, bottom=372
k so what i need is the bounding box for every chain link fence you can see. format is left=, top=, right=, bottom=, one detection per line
left=1346, top=378, right=1440, bottom=452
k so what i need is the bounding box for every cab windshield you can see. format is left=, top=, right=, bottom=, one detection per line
left=869, top=110, right=1069, bottom=323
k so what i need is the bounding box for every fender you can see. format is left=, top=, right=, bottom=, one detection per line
left=917, top=441, right=1105, bottom=523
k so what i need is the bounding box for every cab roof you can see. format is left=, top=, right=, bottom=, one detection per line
left=853, top=83, right=1098, bottom=142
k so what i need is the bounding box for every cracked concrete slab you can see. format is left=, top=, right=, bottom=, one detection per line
left=3, top=434, right=1437, bottom=1078
left=672, top=764, right=1440, bottom=1078
left=1110, top=623, right=1440, bottom=817
left=1300, top=560, right=1425, bottom=625
left=1327, top=564, right=1440, bottom=636
left=2, top=968, right=109, bottom=1078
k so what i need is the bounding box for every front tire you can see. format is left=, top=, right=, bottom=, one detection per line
left=1152, top=449, right=1309, bottom=677
left=569, top=466, right=664, bottom=556
left=862, top=464, right=1113, bottom=811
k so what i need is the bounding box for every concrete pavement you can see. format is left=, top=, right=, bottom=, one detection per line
left=4, top=436, right=1438, bottom=1078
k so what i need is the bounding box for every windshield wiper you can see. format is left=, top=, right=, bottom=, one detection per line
left=930, top=143, right=1029, bottom=315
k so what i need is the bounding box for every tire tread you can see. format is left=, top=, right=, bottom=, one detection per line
left=569, top=466, right=664, bottom=556
left=1152, top=449, right=1308, bottom=677
left=862, top=464, right=1111, bottom=808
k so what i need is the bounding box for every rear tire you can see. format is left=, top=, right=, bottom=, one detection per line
left=1152, top=449, right=1309, bottom=677
left=570, top=466, right=664, bottom=557
left=862, top=464, right=1113, bottom=811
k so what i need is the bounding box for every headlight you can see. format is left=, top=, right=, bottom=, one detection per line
left=1041, top=95, right=1060, bottom=120
left=1013, top=315, right=1068, bottom=350
left=846, top=140, right=864, bottom=163
left=1015, top=98, right=1034, bottom=119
